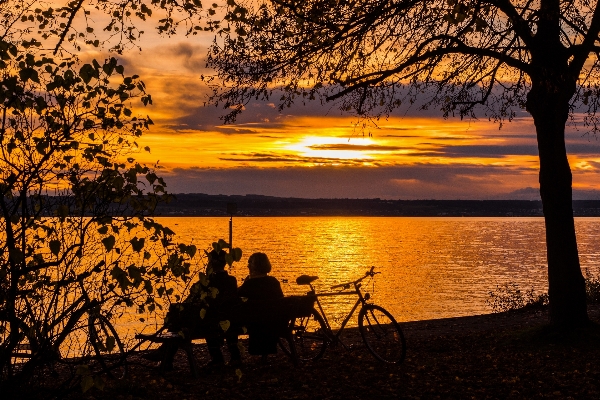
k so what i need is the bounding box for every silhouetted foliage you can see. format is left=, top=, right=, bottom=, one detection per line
left=487, top=272, right=600, bottom=313
left=0, top=0, right=218, bottom=391
left=203, top=0, right=600, bottom=326
left=486, top=283, right=549, bottom=313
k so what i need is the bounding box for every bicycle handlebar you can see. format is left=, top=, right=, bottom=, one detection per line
left=330, top=266, right=381, bottom=289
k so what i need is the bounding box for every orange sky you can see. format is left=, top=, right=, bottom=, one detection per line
left=100, top=36, right=600, bottom=200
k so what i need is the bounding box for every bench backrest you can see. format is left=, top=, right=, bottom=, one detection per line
left=165, top=295, right=316, bottom=336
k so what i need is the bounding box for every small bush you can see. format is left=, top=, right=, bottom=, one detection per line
left=486, top=283, right=549, bottom=313
left=487, top=271, right=600, bottom=314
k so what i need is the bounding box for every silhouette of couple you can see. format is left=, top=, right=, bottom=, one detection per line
left=151, top=250, right=284, bottom=370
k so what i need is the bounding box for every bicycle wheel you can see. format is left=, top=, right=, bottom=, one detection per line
left=358, top=305, right=406, bottom=364
left=280, top=309, right=328, bottom=362
left=0, top=318, right=38, bottom=378
left=88, top=314, right=127, bottom=379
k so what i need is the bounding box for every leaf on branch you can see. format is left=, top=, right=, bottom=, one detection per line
left=81, top=375, right=94, bottom=393
left=110, top=265, right=130, bottom=291
left=187, top=244, right=197, bottom=258
left=102, top=235, right=116, bottom=252
left=79, top=63, right=98, bottom=84
left=130, top=237, right=145, bottom=252
left=93, top=376, right=105, bottom=391
left=219, top=320, right=231, bottom=332
left=49, top=240, right=61, bottom=256
left=144, top=280, right=153, bottom=294
left=19, top=68, right=39, bottom=83
left=231, top=247, right=242, bottom=262
left=127, top=265, right=143, bottom=283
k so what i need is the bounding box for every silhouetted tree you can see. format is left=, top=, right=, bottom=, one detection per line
left=202, top=0, right=600, bottom=327
left=0, top=0, right=208, bottom=389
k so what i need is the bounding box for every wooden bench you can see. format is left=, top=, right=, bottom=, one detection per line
left=135, top=295, right=315, bottom=376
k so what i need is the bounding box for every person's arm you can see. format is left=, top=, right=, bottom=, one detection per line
left=270, top=277, right=284, bottom=298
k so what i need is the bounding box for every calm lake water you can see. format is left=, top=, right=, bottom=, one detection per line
left=143, top=216, right=600, bottom=325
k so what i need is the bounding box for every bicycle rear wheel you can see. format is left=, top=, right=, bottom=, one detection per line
left=358, top=305, right=406, bottom=364
left=279, top=309, right=328, bottom=362
left=0, top=318, right=39, bottom=378
left=88, top=314, right=127, bottom=379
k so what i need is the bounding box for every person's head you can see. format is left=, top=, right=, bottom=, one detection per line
left=207, top=249, right=227, bottom=271
left=247, top=252, right=272, bottom=275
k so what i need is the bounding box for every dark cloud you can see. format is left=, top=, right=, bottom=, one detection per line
left=382, top=134, right=475, bottom=140
left=218, top=153, right=370, bottom=165
left=439, top=144, right=539, bottom=158
left=565, top=143, right=600, bottom=154
left=215, top=126, right=262, bottom=135
left=159, top=165, right=539, bottom=200
left=167, top=43, right=207, bottom=72
left=492, top=187, right=540, bottom=200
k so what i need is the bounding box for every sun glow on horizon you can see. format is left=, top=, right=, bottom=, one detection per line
left=286, top=135, right=381, bottom=160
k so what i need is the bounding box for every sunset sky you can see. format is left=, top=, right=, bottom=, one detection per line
left=106, top=36, right=600, bottom=200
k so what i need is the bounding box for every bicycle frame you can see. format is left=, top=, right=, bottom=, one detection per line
left=290, top=267, right=406, bottom=364
left=305, top=269, right=376, bottom=349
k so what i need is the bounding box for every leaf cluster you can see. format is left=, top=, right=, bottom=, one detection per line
left=204, top=0, right=600, bottom=132
left=1, top=0, right=218, bottom=55
left=0, top=30, right=189, bottom=390
left=486, top=282, right=549, bottom=313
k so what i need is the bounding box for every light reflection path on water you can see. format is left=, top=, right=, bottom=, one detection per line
left=137, top=217, right=600, bottom=330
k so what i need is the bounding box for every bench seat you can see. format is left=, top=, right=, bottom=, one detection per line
left=135, top=295, right=315, bottom=376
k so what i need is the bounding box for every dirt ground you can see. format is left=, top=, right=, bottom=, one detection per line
left=13, top=305, right=600, bottom=399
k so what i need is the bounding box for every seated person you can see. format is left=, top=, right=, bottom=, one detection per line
left=237, top=252, right=284, bottom=357
left=150, top=250, right=241, bottom=369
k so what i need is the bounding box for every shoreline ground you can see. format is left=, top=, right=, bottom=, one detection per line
left=18, top=305, right=600, bottom=399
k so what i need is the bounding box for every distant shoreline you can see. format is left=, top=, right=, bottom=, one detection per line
left=154, top=193, right=600, bottom=217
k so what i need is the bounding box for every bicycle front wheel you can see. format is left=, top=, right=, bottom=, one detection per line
left=88, top=314, right=127, bottom=379
left=358, top=305, right=406, bottom=364
left=280, top=309, right=328, bottom=362
left=0, top=318, right=39, bottom=378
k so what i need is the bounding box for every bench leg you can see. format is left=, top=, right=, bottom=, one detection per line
left=181, top=340, right=198, bottom=378
left=283, top=330, right=299, bottom=367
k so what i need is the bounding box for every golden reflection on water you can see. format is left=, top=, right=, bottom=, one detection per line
left=152, top=216, right=600, bottom=334
left=96, top=216, right=600, bottom=348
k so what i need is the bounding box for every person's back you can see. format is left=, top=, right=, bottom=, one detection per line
left=238, top=252, right=283, bottom=357
left=238, top=275, right=282, bottom=301
left=159, top=250, right=241, bottom=369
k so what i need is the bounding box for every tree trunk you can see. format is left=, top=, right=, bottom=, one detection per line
left=527, top=82, right=588, bottom=327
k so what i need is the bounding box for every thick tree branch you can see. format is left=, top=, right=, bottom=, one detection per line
left=328, top=34, right=529, bottom=102
left=488, top=0, right=535, bottom=48
left=53, top=0, right=85, bottom=55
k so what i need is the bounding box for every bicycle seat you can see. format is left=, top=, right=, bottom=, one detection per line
left=296, top=275, right=319, bottom=285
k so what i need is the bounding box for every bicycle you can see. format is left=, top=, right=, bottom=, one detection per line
left=0, top=273, right=127, bottom=380
left=280, top=267, right=406, bottom=364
